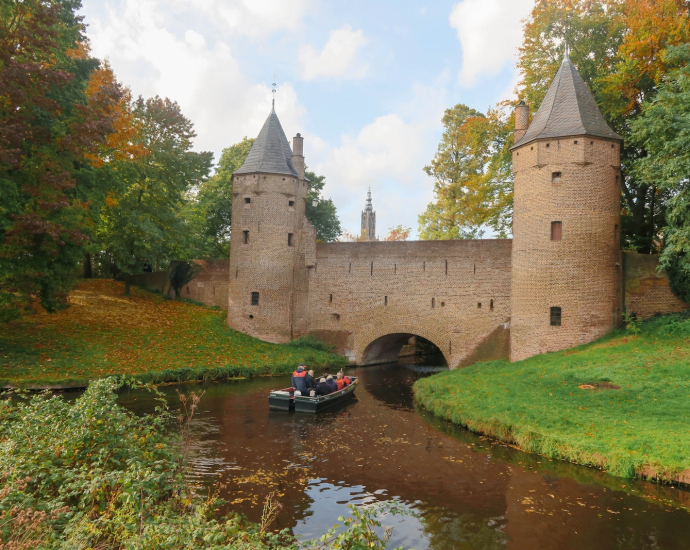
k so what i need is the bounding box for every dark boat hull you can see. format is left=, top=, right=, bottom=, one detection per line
left=294, top=378, right=358, bottom=413
left=268, top=388, right=294, bottom=411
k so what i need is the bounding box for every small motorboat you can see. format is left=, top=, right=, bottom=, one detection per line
left=268, top=375, right=359, bottom=414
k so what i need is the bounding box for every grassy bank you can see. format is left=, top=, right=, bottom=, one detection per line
left=414, top=312, right=690, bottom=483
left=0, top=279, right=346, bottom=388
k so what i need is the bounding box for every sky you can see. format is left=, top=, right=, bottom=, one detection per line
left=80, top=0, right=535, bottom=239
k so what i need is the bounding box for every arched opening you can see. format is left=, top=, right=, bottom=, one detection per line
left=361, top=333, right=447, bottom=366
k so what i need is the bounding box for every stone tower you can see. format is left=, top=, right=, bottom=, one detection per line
left=227, top=108, right=315, bottom=343
left=361, top=187, right=376, bottom=241
left=510, top=54, right=622, bottom=362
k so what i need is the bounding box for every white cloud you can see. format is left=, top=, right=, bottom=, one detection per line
left=449, top=0, right=533, bottom=86
left=299, top=25, right=368, bottom=81
left=311, top=84, right=446, bottom=238
left=85, top=0, right=308, bottom=163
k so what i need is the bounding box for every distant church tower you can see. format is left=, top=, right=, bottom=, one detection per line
left=361, top=187, right=376, bottom=241
left=227, top=106, right=315, bottom=343
left=510, top=53, right=622, bottom=361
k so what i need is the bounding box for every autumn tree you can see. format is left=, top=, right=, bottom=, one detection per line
left=384, top=225, right=411, bottom=241
left=0, top=0, right=122, bottom=316
left=517, top=0, right=690, bottom=252
left=419, top=103, right=513, bottom=240
left=96, top=96, right=212, bottom=294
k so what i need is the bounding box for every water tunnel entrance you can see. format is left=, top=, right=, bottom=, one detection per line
left=361, top=334, right=447, bottom=366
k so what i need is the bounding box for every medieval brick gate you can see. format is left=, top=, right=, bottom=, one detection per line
left=132, top=54, right=689, bottom=368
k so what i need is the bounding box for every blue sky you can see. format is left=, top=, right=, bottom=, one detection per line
left=81, top=0, right=534, bottom=238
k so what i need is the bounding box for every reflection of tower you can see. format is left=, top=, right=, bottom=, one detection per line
left=361, top=187, right=376, bottom=241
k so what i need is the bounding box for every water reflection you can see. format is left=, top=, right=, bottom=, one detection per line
left=118, top=363, right=690, bottom=549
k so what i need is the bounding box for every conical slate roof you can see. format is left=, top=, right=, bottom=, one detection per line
left=512, top=55, right=621, bottom=149
left=234, top=110, right=299, bottom=177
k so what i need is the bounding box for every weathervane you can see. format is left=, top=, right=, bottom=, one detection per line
left=272, top=74, right=277, bottom=111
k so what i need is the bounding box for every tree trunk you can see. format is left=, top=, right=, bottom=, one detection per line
left=124, top=274, right=131, bottom=296
left=83, top=252, right=93, bottom=279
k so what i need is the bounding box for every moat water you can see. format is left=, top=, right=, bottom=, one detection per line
left=119, top=360, right=690, bottom=549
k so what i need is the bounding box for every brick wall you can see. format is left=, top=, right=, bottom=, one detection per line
left=510, top=137, right=622, bottom=361
left=308, top=240, right=513, bottom=368
left=623, top=251, right=689, bottom=319
left=180, top=260, right=229, bottom=308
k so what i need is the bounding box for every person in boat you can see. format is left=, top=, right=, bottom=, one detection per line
left=292, top=364, right=309, bottom=395
left=335, top=372, right=349, bottom=390
left=306, top=369, right=317, bottom=391
left=325, top=375, right=338, bottom=393
left=315, top=377, right=331, bottom=396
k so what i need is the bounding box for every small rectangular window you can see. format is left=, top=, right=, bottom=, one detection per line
left=288, top=233, right=293, bottom=246
left=550, top=307, right=561, bottom=326
left=551, top=221, right=562, bottom=241
left=552, top=171, right=562, bottom=184
left=490, top=299, right=494, bottom=310
left=243, top=230, right=249, bottom=244
left=329, top=294, right=333, bottom=303
left=477, top=302, right=482, bottom=309
left=384, top=296, right=388, bottom=306
left=244, top=197, right=251, bottom=204
left=573, top=140, right=578, bottom=144
left=289, top=200, right=295, bottom=207
left=251, top=292, right=259, bottom=306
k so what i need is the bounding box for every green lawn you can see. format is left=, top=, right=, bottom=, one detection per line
left=0, top=279, right=346, bottom=388
left=414, top=312, right=690, bottom=482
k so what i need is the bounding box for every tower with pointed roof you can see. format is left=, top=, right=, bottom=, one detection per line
left=361, top=187, right=376, bottom=241
left=227, top=106, right=315, bottom=343
left=509, top=53, right=623, bottom=361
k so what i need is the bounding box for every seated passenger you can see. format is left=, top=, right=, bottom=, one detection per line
left=335, top=372, right=349, bottom=390
left=306, top=369, right=317, bottom=391
left=291, top=364, right=308, bottom=395
left=337, top=370, right=351, bottom=386
left=315, top=377, right=331, bottom=396
left=325, top=375, right=338, bottom=393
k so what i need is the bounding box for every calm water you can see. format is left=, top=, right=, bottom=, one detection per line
left=119, top=362, right=690, bottom=549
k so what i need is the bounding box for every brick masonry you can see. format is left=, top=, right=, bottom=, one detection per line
left=510, top=137, right=623, bottom=361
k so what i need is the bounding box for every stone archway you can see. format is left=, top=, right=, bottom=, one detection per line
left=359, top=327, right=450, bottom=366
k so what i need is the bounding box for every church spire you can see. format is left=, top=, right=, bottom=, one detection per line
left=361, top=186, right=376, bottom=241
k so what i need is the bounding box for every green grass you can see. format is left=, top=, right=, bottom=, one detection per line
left=0, top=279, right=346, bottom=388
left=414, top=311, right=690, bottom=482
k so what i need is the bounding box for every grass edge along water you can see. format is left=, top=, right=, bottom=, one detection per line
left=0, top=279, right=347, bottom=389
left=414, top=311, right=690, bottom=484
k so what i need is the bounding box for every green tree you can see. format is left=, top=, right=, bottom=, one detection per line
left=419, top=103, right=513, bottom=240
left=304, top=169, right=342, bottom=242
left=0, top=0, right=122, bottom=316
left=630, top=44, right=690, bottom=301
left=188, top=141, right=342, bottom=256
left=97, top=96, right=212, bottom=294
left=191, top=137, right=254, bottom=258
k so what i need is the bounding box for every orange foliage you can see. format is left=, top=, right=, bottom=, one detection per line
left=606, top=0, right=690, bottom=114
